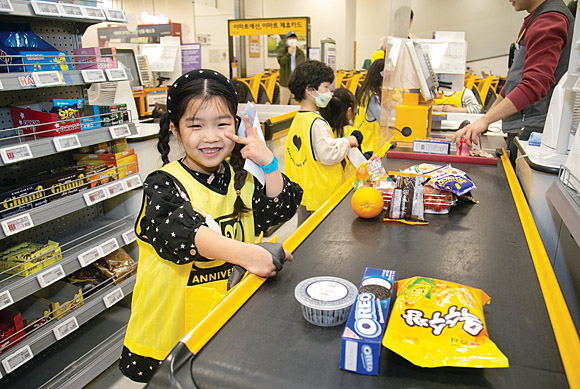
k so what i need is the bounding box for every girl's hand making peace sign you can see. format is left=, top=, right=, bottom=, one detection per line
left=225, top=115, right=275, bottom=167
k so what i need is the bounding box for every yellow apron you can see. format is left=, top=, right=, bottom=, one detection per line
left=124, top=161, right=255, bottom=360
left=434, top=89, right=464, bottom=108
left=354, top=94, right=380, bottom=155
left=284, top=111, right=345, bottom=211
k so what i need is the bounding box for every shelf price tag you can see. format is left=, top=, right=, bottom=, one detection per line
left=1, top=213, right=34, bottom=236
left=83, top=187, right=107, bottom=206
left=100, top=238, right=119, bottom=257
left=53, top=317, right=79, bottom=341
left=36, top=265, right=65, bottom=288
left=0, top=290, right=14, bottom=310
left=53, top=134, right=80, bottom=152
left=122, top=175, right=142, bottom=191
left=81, top=69, right=106, bottom=83
left=104, top=8, right=127, bottom=22
left=105, top=68, right=127, bottom=81
left=0, top=144, right=33, bottom=164
left=0, top=0, right=13, bottom=13
left=109, top=124, right=131, bottom=139
left=31, top=0, right=61, bottom=16
left=82, top=5, right=106, bottom=20
left=32, top=71, right=64, bottom=87
left=58, top=3, right=84, bottom=18
left=78, top=246, right=103, bottom=267
left=103, top=287, right=124, bottom=308
left=104, top=181, right=125, bottom=198
left=2, top=345, right=33, bottom=374
left=122, top=229, right=136, bottom=245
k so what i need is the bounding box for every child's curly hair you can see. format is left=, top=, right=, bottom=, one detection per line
left=288, top=60, right=334, bottom=101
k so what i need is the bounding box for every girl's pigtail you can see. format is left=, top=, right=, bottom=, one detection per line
left=229, top=119, right=251, bottom=218
left=157, top=113, right=172, bottom=165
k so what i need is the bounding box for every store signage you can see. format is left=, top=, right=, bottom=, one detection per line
left=78, top=246, right=103, bottom=267
left=100, top=238, right=119, bottom=257
left=58, top=3, right=84, bottom=18
left=83, top=187, right=107, bottom=206
left=0, top=144, right=33, bottom=164
left=139, top=12, right=169, bottom=25
left=17, top=75, right=36, bottom=88
left=109, top=123, right=131, bottom=139
left=0, top=290, right=14, bottom=310
left=228, top=17, right=309, bottom=37
left=81, top=69, right=106, bottom=83
left=103, top=287, right=124, bottom=308
left=104, top=181, right=125, bottom=197
left=105, top=9, right=127, bottom=22
left=122, top=230, right=136, bottom=245
left=0, top=0, right=13, bottom=13
left=2, top=345, right=33, bottom=373
left=31, top=1, right=61, bottom=17
left=53, top=134, right=80, bottom=152
left=1, top=213, right=34, bottom=236
left=105, top=68, right=127, bottom=81
left=36, top=264, right=65, bottom=288
left=181, top=43, right=201, bottom=73
left=83, top=6, right=106, bottom=20
left=137, top=24, right=175, bottom=41
left=53, top=317, right=79, bottom=341
left=122, top=175, right=142, bottom=191
left=32, top=71, right=64, bottom=87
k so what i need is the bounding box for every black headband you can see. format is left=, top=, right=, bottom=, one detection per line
left=167, top=69, right=237, bottom=120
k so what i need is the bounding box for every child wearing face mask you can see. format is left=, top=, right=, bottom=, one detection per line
left=284, top=61, right=361, bottom=225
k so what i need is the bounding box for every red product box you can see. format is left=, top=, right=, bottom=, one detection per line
left=0, top=310, right=26, bottom=355
left=10, top=104, right=81, bottom=138
left=73, top=47, right=117, bottom=70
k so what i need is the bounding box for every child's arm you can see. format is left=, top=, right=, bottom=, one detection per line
left=312, top=119, right=358, bottom=165
left=253, top=175, right=303, bottom=233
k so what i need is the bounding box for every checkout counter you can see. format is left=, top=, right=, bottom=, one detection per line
left=147, top=135, right=579, bottom=388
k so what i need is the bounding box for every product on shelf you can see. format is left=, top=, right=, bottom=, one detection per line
left=74, top=148, right=139, bottom=179
left=0, top=310, right=26, bottom=355
left=34, top=166, right=92, bottom=202
left=94, top=248, right=136, bottom=285
left=32, top=281, right=84, bottom=320
left=68, top=265, right=104, bottom=293
left=89, top=138, right=129, bottom=154
left=0, top=23, right=70, bottom=73
left=73, top=47, right=117, bottom=70
left=0, top=241, right=62, bottom=277
left=0, top=181, right=48, bottom=219
left=10, top=102, right=81, bottom=138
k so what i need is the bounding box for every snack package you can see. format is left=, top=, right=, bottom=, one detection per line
left=383, top=276, right=509, bottom=368
left=366, top=154, right=387, bottom=184
left=425, top=164, right=476, bottom=196
left=383, top=172, right=430, bottom=225
left=353, top=163, right=371, bottom=191
left=94, top=248, right=136, bottom=285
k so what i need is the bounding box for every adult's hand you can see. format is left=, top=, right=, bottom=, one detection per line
left=288, top=45, right=296, bottom=55
left=451, top=118, right=488, bottom=146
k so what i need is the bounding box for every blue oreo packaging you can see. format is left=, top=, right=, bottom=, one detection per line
left=340, top=268, right=396, bottom=375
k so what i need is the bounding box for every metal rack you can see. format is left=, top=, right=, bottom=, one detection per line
left=0, top=4, right=140, bottom=386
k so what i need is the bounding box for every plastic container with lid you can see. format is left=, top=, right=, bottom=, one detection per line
left=294, top=276, right=358, bottom=327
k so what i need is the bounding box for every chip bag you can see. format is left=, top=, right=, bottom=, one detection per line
left=382, top=276, right=508, bottom=368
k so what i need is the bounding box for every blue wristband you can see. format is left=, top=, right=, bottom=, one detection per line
left=261, top=155, right=279, bottom=174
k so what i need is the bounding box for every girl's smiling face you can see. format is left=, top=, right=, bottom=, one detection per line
left=171, top=97, right=236, bottom=174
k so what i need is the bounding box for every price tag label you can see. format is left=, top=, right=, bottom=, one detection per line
left=78, top=246, right=103, bottom=267
left=31, top=0, right=61, bottom=16
left=109, top=124, right=131, bottom=139
left=82, top=5, right=106, bottom=20
left=100, top=238, right=119, bottom=257
left=0, top=0, right=14, bottom=13
left=0, top=144, right=33, bottom=164
left=0, top=290, right=14, bottom=310
left=53, top=134, right=80, bottom=152
left=104, top=181, right=125, bottom=198
left=0, top=79, right=3, bottom=89
left=83, top=187, right=107, bottom=206
left=58, top=3, right=84, bottom=17
left=105, top=68, right=127, bottom=81
left=103, top=287, right=124, bottom=308
left=53, top=317, right=79, bottom=341
left=81, top=69, right=106, bottom=83
left=31, top=71, right=64, bottom=87
left=104, top=8, right=127, bottom=22
left=122, top=175, right=143, bottom=191
left=36, top=265, right=65, bottom=288
left=1, top=213, right=34, bottom=236
left=122, top=230, right=136, bottom=245
left=2, top=345, right=33, bottom=374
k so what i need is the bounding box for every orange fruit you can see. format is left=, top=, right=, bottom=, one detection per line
left=355, top=163, right=369, bottom=182
left=351, top=187, right=383, bottom=218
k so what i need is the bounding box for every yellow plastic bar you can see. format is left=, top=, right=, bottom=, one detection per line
left=268, top=110, right=297, bottom=125
left=501, top=149, right=580, bottom=389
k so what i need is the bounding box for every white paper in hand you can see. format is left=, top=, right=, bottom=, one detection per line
left=238, top=102, right=266, bottom=185
left=347, top=147, right=367, bottom=169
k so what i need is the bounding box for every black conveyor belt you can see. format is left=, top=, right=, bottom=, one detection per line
left=186, top=157, right=567, bottom=388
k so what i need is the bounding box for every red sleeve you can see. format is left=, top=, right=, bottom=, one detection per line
left=505, top=12, right=569, bottom=111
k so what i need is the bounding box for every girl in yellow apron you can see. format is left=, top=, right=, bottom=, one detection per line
left=354, top=58, right=385, bottom=156
left=120, top=70, right=302, bottom=383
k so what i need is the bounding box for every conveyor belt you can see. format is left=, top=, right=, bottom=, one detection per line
left=153, top=151, right=570, bottom=388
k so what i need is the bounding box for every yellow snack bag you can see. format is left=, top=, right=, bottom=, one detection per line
left=382, top=276, right=508, bottom=368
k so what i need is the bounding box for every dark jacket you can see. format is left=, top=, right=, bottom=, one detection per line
left=277, top=42, right=305, bottom=87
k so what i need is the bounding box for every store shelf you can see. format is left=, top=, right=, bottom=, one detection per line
left=0, top=273, right=136, bottom=378
left=4, top=1, right=127, bottom=25
left=0, top=173, right=143, bottom=240
left=0, top=214, right=137, bottom=306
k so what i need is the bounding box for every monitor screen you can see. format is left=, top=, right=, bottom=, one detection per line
left=115, top=48, right=142, bottom=90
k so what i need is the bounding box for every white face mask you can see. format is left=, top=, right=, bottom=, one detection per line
left=287, top=38, right=298, bottom=47
left=309, top=90, right=332, bottom=108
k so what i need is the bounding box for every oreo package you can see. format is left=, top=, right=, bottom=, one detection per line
left=340, top=267, right=396, bottom=375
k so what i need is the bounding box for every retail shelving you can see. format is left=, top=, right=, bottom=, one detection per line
left=0, top=68, right=132, bottom=91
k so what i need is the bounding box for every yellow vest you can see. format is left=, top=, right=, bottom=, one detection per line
left=435, top=89, right=464, bottom=108
left=354, top=95, right=380, bottom=155
left=124, top=161, right=255, bottom=360
left=284, top=111, right=345, bottom=211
